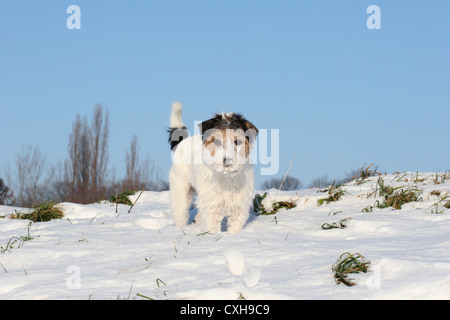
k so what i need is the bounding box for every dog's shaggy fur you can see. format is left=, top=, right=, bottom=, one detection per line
left=168, top=102, right=258, bottom=234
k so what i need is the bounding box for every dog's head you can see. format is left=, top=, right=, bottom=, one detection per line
left=199, top=112, right=258, bottom=176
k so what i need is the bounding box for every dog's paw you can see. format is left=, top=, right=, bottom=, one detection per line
left=227, top=221, right=245, bottom=234
left=174, top=219, right=188, bottom=228
left=227, top=226, right=241, bottom=234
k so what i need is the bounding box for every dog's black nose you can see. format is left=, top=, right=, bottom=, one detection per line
left=223, top=158, right=233, bottom=167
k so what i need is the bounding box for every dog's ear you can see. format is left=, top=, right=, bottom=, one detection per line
left=242, top=119, right=258, bottom=134
left=199, top=115, right=221, bottom=139
left=242, top=119, right=258, bottom=143
left=228, top=113, right=258, bottom=143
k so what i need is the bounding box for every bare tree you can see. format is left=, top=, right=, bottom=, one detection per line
left=90, top=105, right=109, bottom=198
left=13, top=145, right=51, bottom=207
left=0, top=178, right=15, bottom=205
left=122, top=135, right=168, bottom=192
left=44, top=162, right=69, bottom=202
left=308, top=174, right=333, bottom=188
left=65, top=114, right=88, bottom=203
left=123, top=135, right=140, bottom=190
left=262, top=176, right=303, bottom=191
left=64, top=105, right=110, bottom=204
left=2, top=105, right=175, bottom=206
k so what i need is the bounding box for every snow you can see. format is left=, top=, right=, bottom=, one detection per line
left=260, top=192, right=300, bottom=213
left=1, top=172, right=449, bottom=300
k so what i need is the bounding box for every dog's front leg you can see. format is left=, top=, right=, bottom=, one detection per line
left=198, top=209, right=223, bottom=233
left=195, top=200, right=223, bottom=233
left=227, top=208, right=250, bottom=234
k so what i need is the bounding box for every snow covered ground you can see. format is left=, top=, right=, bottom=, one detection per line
left=1, top=172, right=449, bottom=300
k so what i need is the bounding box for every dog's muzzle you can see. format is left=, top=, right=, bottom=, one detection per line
left=223, top=157, right=234, bottom=167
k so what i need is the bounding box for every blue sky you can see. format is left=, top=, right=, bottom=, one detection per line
left=1, top=0, right=449, bottom=188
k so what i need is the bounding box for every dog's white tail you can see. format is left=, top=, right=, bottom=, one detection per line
left=168, top=102, right=188, bottom=151
left=170, top=102, right=184, bottom=129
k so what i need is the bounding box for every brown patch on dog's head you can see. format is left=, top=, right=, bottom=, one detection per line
left=203, top=130, right=225, bottom=157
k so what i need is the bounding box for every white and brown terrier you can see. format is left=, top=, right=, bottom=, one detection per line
left=168, top=102, right=258, bottom=234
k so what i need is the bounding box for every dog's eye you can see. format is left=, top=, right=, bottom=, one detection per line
left=234, top=139, right=243, bottom=146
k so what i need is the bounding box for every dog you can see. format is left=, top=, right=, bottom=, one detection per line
left=168, top=102, right=258, bottom=234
